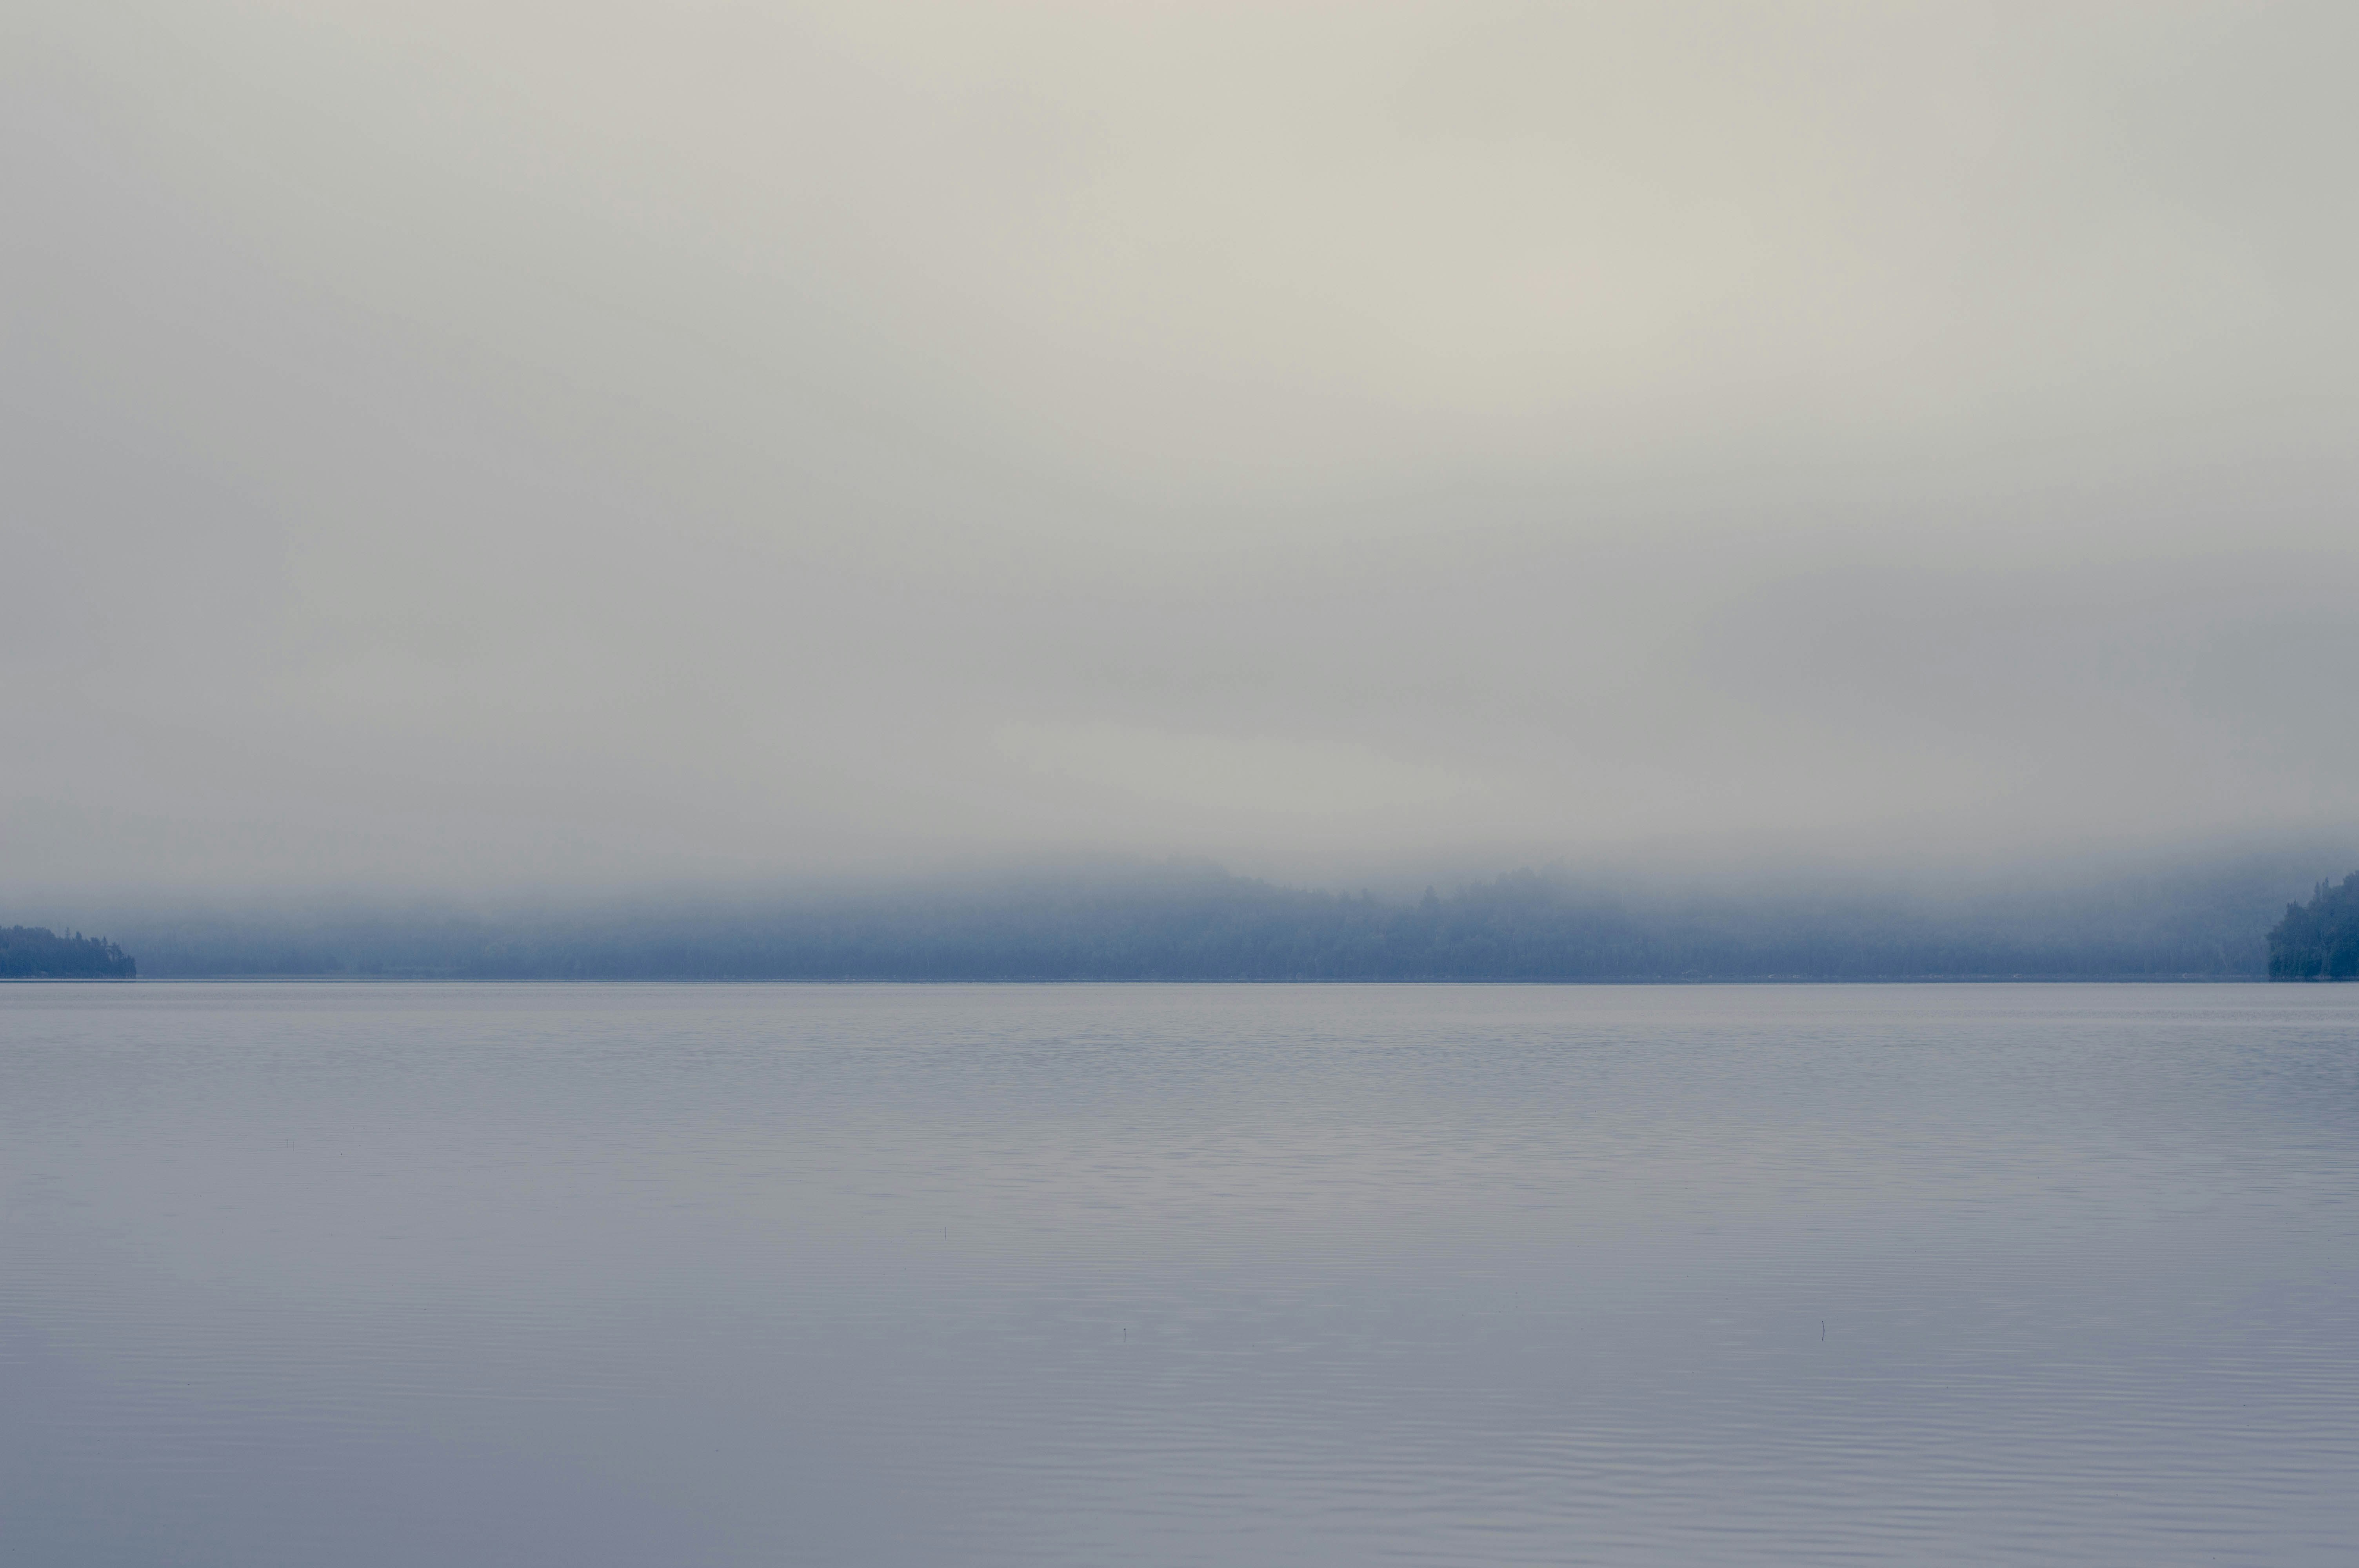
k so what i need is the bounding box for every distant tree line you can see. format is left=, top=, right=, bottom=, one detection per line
left=0, top=926, right=136, bottom=979
left=97, top=861, right=2317, bottom=981
left=2267, top=872, right=2359, bottom=980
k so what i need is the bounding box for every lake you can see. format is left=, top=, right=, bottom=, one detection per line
left=4, top=982, right=2355, bottom=1565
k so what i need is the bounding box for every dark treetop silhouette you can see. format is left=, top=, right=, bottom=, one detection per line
left=2268, top=872, right=2359, bottom=980
left=0, top=927, right=136, bottom=980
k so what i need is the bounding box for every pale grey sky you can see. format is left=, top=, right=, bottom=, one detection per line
left=6, top=2, right=2355, bottom=891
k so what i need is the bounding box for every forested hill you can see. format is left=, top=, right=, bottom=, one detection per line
left=2268, top=872, right=2359, bottom=980
left=93, top=860, right=2321, bottom=981
left=0, top=927, right=137, bottom=979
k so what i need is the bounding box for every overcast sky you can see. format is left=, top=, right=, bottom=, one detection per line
left=6, top=2, right=2356, bottom=893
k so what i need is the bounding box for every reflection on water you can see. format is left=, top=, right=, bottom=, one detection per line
left=4, top=982, right=2356, bottom=1566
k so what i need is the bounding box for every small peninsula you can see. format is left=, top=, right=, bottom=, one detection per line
left=0, top=927, right=137, bottom=980
left=2267, top=873, right=2359, bottom=980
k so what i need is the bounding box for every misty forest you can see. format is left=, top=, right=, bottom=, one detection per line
left=23, top=858, right=2357, bottom=982
left=0, top=926, right=136, bottom=980
left=2267, top=871, right=2359, bottom=980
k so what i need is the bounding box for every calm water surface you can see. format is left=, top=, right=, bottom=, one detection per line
left=4, top=983, right=2356, bottom=1565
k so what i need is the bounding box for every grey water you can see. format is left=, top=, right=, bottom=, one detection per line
left=4, top=984, right=2355, bottom=1566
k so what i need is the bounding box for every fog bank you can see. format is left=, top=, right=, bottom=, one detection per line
left=9, top=3, right=2357, bottom=892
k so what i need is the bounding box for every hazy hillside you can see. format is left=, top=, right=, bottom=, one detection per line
left=65, top=855, right=2345, bottom=982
